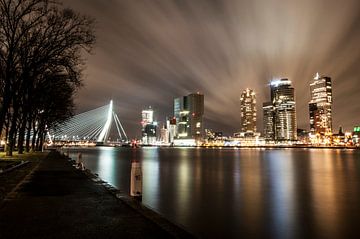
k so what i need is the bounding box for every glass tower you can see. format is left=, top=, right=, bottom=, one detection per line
left=309, top=73, right=332, bottom=135
left=240, top=89, right=257, bottom=134
left=141, top=106, right=157, bottom=144
left=263, top=78, right=297, bottom=142
left=263, top=102, right=274, bottom=141
left=174, top=93, right=204, bottom=140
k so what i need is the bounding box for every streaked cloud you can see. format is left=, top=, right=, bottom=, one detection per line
left=63, top=0, right=360, bottom=137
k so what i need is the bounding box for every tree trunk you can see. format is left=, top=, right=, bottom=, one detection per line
left=0, top=81, right=12, bottom=138
left=2, top=117, right=10, bottom=153
left=36, top=129, right=42, bottom=151
left=25, top=119, right=32, bottom=152
left=6, top=115, right=18, bottom=156
left=17, top=101, right=29, bottom=154
left=6, top=93, right=21, bottom=156
left=39, top=132, right=45, bottom=152
left=17, top=117, right=27, bottom=154
left=32, top=121, right=37, bottom=152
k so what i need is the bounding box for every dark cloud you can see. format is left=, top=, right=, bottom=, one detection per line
left=63, top=0, right=360, bottom=138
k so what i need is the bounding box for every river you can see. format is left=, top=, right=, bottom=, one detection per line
left=63, top=147, right=360, bottom=238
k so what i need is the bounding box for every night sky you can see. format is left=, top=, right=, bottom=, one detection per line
left=63, top=0, right=360, bottom=138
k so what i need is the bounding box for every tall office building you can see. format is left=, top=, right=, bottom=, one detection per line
left=160, top=125, right=169, bottom=144
left=262, top=102, right=274, bottom=141
left=240, top=89, right=257, bottom=134
left=263, top=78, right=297, bottom=142
left=309, top=73, right=333, bottom=135
left=141, top=106, right=157, bottom=144
left=174, top=92, right=204, bottom=140
left=272, top=79, right=297, bottom=141
left=174, top=96, right=189, bottom=138
left=166, top=117, right=177, bottom=143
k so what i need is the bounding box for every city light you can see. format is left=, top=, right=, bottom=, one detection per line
left=270, top=79, right=292, bottom=87
left=50, top=76, right=358, bottom=149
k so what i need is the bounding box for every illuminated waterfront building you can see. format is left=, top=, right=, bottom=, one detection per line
left=263, top=79, right=297, bottom=142
left=160, top=125, right=169, bottom=144
left=166, top=117, right=177, bottom=144
left=141, top=106, right=157, bottom=144
left=353, top=126, right=360, bottom=145
left=174, top=96, right=189, bottom=139
left=332, top=127, right=345, bottom=145
left=174, top=92, right=204, bottom=140
left=309, top=73, right=333, bottom=135
left=272, top=79, right=297, bottom=141
left=262, top=102, right=274, bottom=141
left=240, top=89, right=257, bottom=134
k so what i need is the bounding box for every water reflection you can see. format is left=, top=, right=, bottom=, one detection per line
left=176, top=149, right=191, bottom=221
left=97, top=147, right=116, bottom=185
left=64, top=147, right=360, bottom=239
left=309, top=149, right=351, bottom=238
left=266, top=150, right=296, bottom=238
left=142, top=148, right=160, bottom=209
left=237, top=150, right=265, bottom=237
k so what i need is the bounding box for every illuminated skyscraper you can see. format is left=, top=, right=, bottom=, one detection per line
left=166, top=117, right=177, bottom=143
left=272, top=79, right=297, bottom=141
left=141, top=107, right=153, bottom=125
left=240, top=89, right=257, bottom=134
left=309, top=73, right=332, bottom=135
left=174, top=92, right=204, bottom=140
left=263, top=78, right=297, bottom=142
left=141, top=106, right=157, bottom=144
left=262, top=102, right=274, bottom=141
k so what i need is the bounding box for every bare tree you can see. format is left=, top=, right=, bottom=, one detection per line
left=0, top=0, right=95, bottom=155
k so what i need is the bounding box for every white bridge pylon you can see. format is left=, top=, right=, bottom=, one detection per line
left=52, top=100, right=128, bottom=143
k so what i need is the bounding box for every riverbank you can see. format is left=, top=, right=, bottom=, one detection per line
left=0, top=152, right=47, bottom=201
left=0, top=150, right=193, bottom=238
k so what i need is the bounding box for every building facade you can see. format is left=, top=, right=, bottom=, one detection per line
left=240, top=89, right=257, bottom=134
left=262, top=102, right=274, bottom=141
left=174, top=92, right=204, bottom=140
left=263, top=78, right=297, bottom=142
left=167, top=117, right=177, bottom=143
left=309, top=73, right=333, bottom=135
left=141, top=106, right=157, bottom=144
left=160, top=125, right=169, bottom=144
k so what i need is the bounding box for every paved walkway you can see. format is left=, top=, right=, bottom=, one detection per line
left=0, top=151, right=193, bottom=239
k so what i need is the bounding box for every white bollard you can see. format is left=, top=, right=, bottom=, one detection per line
left=130, top=161, right=142, bottom=200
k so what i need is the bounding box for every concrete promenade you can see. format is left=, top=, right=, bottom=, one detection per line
left=0, top=151, right=193, bottom=239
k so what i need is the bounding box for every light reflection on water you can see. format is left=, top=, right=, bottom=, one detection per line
left=266, top=150, right=296, bottom=238
left=64, top=147, right=360, bottom=239
left=142, top=148, right=160, bottom=210
left=97, top=147, right=116, bottom=184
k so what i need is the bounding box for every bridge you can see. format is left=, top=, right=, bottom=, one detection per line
left=50, top=100, right=128, bottom=145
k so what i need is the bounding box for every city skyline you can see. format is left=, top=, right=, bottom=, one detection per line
left=139, top=74, right=347, bottom=142
left=62, top=0, right=360, bottom=138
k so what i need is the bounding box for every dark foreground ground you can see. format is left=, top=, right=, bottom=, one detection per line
left=0, top=151, right=193, bottom=239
